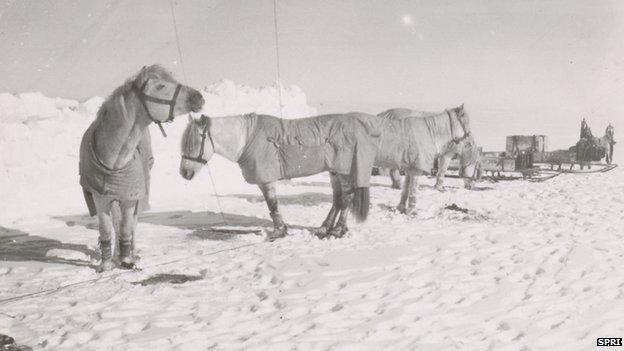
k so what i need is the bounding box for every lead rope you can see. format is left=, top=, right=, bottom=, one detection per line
left=169, top=0, right=229, bottom=226
left=273, top=0, right=284, bottom=118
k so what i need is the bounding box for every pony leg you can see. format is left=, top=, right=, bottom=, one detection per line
left=609, top=145, right=614, bottom=165
left=389, top=169, right=402, bottom=189
left=118, top=200, right=139, bottom=269
left=93, top=195, right=115, bottom=272
left=329, top=175, right=355, bottom=238
left=397, top=174, right=413, bottom=214
left=315, top=173, right=342, bottom=238
left=406, top=173, right=419, bottom=214
left=259, top=182, right=287, bottom=241
left=435, top=154, right=451, bottom=191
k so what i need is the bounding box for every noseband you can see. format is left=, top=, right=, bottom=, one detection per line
left=446, top=110, right=471, bottom=144
left=182, top=115, right=215, bottom=165
left=133, top=79, right=182, bottom=138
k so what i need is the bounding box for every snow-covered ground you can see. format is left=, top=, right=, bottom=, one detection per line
left=1, top=83, right=622, bottom=350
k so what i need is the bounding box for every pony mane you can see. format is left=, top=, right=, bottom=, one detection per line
left=181, top=118, right=203, bottom=156
left=95, top=64, right=177, bottom=123
left=421, top=105, right=468, bottom=137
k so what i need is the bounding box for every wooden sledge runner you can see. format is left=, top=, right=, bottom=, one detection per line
left=555, top=163, right=618, bottom=174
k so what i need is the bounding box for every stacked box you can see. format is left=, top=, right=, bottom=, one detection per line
left=506, top=135, right=548, bottom=155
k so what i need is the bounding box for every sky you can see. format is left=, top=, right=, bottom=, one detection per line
left=0, top=0, right=622, bottom=149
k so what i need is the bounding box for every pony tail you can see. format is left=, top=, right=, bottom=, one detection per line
left=350, top=187, right=370, bottom=222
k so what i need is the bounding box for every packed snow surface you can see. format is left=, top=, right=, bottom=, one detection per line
left=0, top=82, right=622, bottom=350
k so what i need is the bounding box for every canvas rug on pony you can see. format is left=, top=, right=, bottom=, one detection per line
left=237, top=113, right=380, bottom=187
left=374, top=109, right=451, bottom=173
left=79, top=124, right=152, bottom=216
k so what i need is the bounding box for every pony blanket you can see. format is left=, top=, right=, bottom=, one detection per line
left=237, top=113, right=380, bottom=187
left=374, top=109, right=447, bottom=173
left=79, top=123, right=152, bottom=216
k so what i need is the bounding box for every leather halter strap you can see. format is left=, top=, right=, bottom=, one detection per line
left=446, top=110, right=471, bottom=144
left=133, top=79, right=182, bottom=138
left=182, top=115, right=215, bottom=165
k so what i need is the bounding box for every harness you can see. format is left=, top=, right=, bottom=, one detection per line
left=182, top=115, right=215, bottom=164
left=446, top=110, right=471, bottom=144
left=132, top=78, right=182, bottom=138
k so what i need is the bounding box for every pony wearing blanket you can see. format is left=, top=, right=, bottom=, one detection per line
left=79, top=65, right=204, bottom=271
left=375, top=110, right=437, bottom=190
left=179, top=113, right=380, bottom=240
left=320, top=105, right=479, bottom=229
left=598, top=123, right=615, bottom=164
left=386, top=107, right=478, bottom=212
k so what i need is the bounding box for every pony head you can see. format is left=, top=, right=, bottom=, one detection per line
left=447, top=104, right=479, bottom=188
left=458, top=137, right=480, bottom=189
left=606, top=123, right=615, bottom=143
left=129, top=65, right=204, bottom=124
left=180, top=115, right=214, bottom=180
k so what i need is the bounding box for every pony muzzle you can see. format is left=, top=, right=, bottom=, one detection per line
left=187, top=90, right=205, bottom=112
left=180, top=167, right=195, bottom=180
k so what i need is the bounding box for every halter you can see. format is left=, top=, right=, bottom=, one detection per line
left=182, top=115, right=215, bottom=165
left=133, top=78, right=182, bottom=138
left=446, top=109, right=471, bottom=144
left=446, top=109, right=478, bottom=182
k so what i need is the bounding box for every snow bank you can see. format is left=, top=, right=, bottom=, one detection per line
left=0, top=81, right=317, bottom=222
left=202, top=80, right=317, bottom=117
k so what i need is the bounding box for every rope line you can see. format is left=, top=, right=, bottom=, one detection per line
left=272, top=0, right=284, bottom=118
left=169, top=0, right=188, bottom=82
left=0, top=242, right=259, bottom=306
left=169, top=0, right=229, bottom=226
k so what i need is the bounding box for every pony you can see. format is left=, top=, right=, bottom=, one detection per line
left=317, top=105, right=480, bottom=236
left=375, top=109, right=478, bottom=190
left=179, top=112, right=381, bottom=241
left=571, top=119, right=612, bottom=169
left=545, top=149, right=575, bottom=171
left=597, top=123, right=615, bottom=164
left=374, top=110, right=437, bottom=190
left=79, top=65, right=204, bottom=272
left=384, top=106, right=479, bottom=214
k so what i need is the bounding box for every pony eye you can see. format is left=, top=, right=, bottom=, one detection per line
left=156, top=84, right=166, bottom=90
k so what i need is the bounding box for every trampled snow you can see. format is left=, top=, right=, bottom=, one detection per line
left=0, top=81, right=622, bottom=350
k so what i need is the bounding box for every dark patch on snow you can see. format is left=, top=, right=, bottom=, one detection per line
left=132, top=273, right=202, bottom=286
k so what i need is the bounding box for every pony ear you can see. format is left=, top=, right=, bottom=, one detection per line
left=188, top=114, right=193, bottom=123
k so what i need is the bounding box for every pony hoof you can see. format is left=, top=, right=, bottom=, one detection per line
left=119, top=262, right=137, bottom=270
left=119, top=257, right=137, bottom=270
left=97, top=260, right=114, bottom=273
left=434, top=185, right=446, bottom=192
left=405, top=208, right=417, bottom=217
left=266, top=227, right=287, bottom=242
left=311, top=226, right=330, bottom=239
left=396, top=204, right=407, bottom=214
left=329, top=226, right=348, bottom=238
